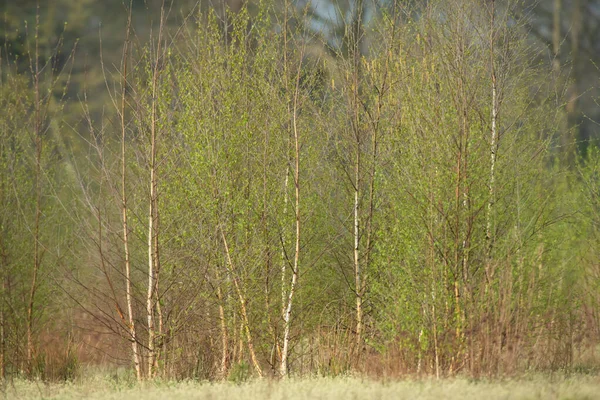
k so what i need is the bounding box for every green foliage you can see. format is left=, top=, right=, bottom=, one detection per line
left=1, top=0, right=599, bottom=382
left=227, top=361, right=251, bottom=383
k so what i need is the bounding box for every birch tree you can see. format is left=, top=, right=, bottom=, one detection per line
left=118, top=4, right=141, bottom=380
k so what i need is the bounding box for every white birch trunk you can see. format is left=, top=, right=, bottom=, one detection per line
left=219, top=227, right=264, bottom=377
left=147, top=172, right=156, bottom=379
left=486, top=0, right=498, bottom=282
left=146, top=5, right=165, bottom=378
left=281, top=167, right=289, bottom=321
left=281, top=1, right=291, bottom=331
left=354, top=150, right=362, bottom=353
left=280, top=64, right=302, bottom=377
left=217, top=283, right=228, bottom=377
left=120, top=10, right=141, bottom=380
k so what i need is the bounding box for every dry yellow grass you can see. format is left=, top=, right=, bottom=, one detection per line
left=3, top=374, right=600, bottom=399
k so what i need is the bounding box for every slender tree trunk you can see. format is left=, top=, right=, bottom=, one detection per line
left=146, top=103, right=157, bottom=379
left=262, top=121, right=280, bottom=373
left=123, top=195, right=141, bottom=381
left=280, top=1, right=291, bottom=333
left=351, top=58, right=363, bottom=357
left=453, top=143, right=463, bottom=358
left=431, top=167, right=441, bottom=379
left=154, top=210, right=164, bottom=376
left=281, top=166, right=290, bottom=323
left=350, top=0, right=365, bottom=361
left=216, top=280, right=228, bottom=378
left=146, top=3, right=166, bottom=379
left=280, top=60, right=302, bottom=378
left=155, top=273, right=164, bottom=376
left=432, top=296, right=440, bottom=378
left=120, top=4, right=141, bottom=381
left=486, top=0, right=498, bottom=281
left=219, top=227, right=263, bottom=377
left=428, top=181, right=440, bottom=378
left=484, top=1, right=501, bottom=372
left=353, top=145, right=362, bottom=356
left=484, top=7, right=500, bottom=350
left=355, top=0, right=393, bottom=366
left=27, top=13, right=42, bottom=373
left=146, top=143, right=158, bottom=377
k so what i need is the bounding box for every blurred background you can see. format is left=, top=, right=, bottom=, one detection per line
left=1, top=0, right=598, bottom=155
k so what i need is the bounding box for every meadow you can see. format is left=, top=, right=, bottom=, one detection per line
left=3, top=373, right=600, bottom=400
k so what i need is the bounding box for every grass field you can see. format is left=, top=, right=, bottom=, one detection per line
left=3, top=372, right=600, bottom=400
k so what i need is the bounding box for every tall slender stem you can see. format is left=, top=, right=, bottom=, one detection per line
left=27, top=5, right=42, bottom=374
left=120, top=1, right=141, bottom=381
left=281, top=49, right=302, bottom=377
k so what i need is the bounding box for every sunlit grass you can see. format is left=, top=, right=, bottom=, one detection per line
left=4, top=372, right=600, bottom=399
